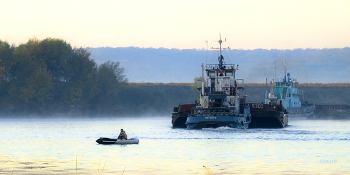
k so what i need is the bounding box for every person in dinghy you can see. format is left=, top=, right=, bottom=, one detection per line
left=118, top=129, right=127, bottom=140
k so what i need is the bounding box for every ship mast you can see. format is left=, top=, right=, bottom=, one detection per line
left=219, top=34, right=222, bottom=56
left=211, top=33, right=228, bottom=69
left=274, top=58, right=276, bottom=82
left=282, top=60, right=287, bottom=82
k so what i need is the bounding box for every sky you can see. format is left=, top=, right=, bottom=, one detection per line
left=1, top=0, right=350, bottom=50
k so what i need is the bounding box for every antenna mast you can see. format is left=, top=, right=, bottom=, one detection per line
left=205, top=40, right=208, bottom=68
left=274, top=58, right=276, bottom=82
left=282, top=60, right=287, bottom=82
left=282, top=60, right=287, bottom=77
left=211, top=33, right=229, bottom=69
left=219, top=33, right=222, bottom=56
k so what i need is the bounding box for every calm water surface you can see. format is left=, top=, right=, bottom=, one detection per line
left=0, top=117, right=349, bottom=174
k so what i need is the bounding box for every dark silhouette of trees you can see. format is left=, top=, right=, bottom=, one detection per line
left=90, top=61, right=128, bottom=115
left=0, top=38, right=124, bottom=116
left=0, top=37, right=198, bottom=117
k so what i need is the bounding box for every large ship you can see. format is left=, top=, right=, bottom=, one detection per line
left=172, top=36, right=288, bottom=129
left=183, top=35, right=251, bottom=129
left=265, top=61, right=315, bottom=118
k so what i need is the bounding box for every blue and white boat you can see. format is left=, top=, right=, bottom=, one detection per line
left=265, top=61, right=315, bottom=118
left=185, top=35, right=251, bottom=129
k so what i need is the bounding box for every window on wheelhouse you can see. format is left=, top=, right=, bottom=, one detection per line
left=208, top=71, right=215, bottom=77
left=225, top=71, right=233, bottom=76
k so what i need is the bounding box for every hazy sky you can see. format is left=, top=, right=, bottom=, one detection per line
left=1, top=0, right=349, bottom=50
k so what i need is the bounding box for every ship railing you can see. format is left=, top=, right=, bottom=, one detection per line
left=289, top=89, right=303, bottom=95
left=191, top=107, right=234, bottom=115
left=208, top=89, right=231, bottom=96
left=206, top=64, right=236, bottom=70
left=274, top=78, right=298, bottom=83
left=290, top=92, right=303, bottom=95
left=208, top=86, right=242, bottom=96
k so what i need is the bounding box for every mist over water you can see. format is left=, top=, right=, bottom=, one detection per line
left=0, top=116, right=349, bottom=174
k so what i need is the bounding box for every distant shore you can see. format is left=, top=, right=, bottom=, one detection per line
left=129, top=82, right=350, bottom=87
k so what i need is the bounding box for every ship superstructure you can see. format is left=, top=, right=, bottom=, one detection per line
left=185, top=35, right=251, bottom=129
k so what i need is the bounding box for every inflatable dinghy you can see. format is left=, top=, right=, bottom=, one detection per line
left=96, top=137, right=139, bottom=144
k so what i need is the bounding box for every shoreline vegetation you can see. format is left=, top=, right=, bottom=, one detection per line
left=1, top=37, right=349, bottom=117
left=0, top=37, right=198, bottom=117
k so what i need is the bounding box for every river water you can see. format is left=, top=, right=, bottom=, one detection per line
left=0, top=117, right=349, bottom=174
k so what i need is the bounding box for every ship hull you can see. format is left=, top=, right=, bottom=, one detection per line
left=249, top=111, right=288, bottom=128
left=314, top=104, right=350, bottom=119
left=172, top=112, right=188, bottom=128
left=172, top=104, right=195, bottom=128
left=287, top=105, right=315, bottom=118
left=186, top=115, right=250, bottom=129
left=248, top=103, right=288, bottom=128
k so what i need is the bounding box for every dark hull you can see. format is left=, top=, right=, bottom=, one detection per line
left=96, top=138, right=117, bottom=144
left=248, top=103, right=288, bottom=128
left=172, top=112, right=188, bottom=128
left=249, top=111, right=288, bottom=128
left=314, top=104, right=350, bottom=119
left=96, top=137, right=139, bottom=144
left=172, top=104, right=195, bottom=128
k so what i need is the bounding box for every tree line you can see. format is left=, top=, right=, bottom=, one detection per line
left=0, top=37, right=198, bottom=117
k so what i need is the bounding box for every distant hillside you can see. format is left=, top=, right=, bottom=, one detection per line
left=89, top=47, right=350, bottom=83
